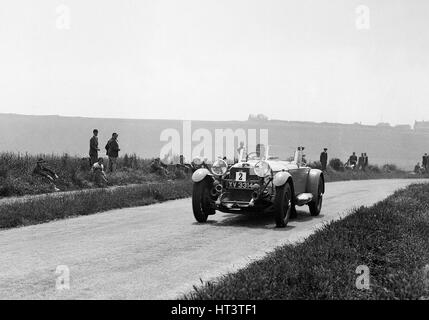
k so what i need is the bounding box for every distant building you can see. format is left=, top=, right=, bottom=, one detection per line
left=394, top=124, right=412, bottom=130
left=248, top=113, right=269, bottom=121
left=414, top=121, right=429, bottom=131
left=376, top=122, right=391, bottom=127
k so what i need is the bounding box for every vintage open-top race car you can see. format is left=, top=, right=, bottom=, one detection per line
left=191, top=146, right=325, bottom=227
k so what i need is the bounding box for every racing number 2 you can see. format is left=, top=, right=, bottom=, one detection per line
left=235, top=172, right=247, bottom=182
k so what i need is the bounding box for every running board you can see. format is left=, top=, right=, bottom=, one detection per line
left=296, top=193, right=313, bottom=205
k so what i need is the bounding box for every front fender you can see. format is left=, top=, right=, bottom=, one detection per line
left=273, top=171, right=292, bottom=187
left=306, top=169, right=324, bottom=199
left=192, top=168, right=211, bottom=183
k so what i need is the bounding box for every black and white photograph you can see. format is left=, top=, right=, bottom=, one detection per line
left=0, top=0, right=428, bottom=308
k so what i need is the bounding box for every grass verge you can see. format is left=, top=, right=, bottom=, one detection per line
left=0, top=180, right=192, bottom=230
left=184, top=183, right=429, bottom=300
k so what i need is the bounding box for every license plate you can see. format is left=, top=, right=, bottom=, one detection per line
left=235, top=171, right=247, bottom=182
left=227, top=181, right=255, bottom=190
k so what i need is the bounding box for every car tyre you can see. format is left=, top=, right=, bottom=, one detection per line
left=309, top=178, right=323, bottom=216
left=274, top=183, right=292, bottom=228
left=290, top=205, right=298, bottom=219
left=192, top=179, right=214, bottom=223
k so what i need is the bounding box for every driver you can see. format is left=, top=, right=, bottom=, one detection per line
left=237, top=142, right=246, bottom=161
left=256, top=144, right=265, bottom=159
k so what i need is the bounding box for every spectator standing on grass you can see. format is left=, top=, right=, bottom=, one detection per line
left=415, top=162, right=421, bottom=174
left=423, top=153, right=428, bottom=171
left=349, top=152, right=358, bottom=169
left=92, top=157, right=108, bottom=186
left=32, top=158, right=60, bottom=192
left=364, top=153, right=369, bottom=170
left=89, top=129, right=100, bottom=166
left=319, top=148, right=328, bottom=171
left=358, top=153, right=365, bottom=170
left=105, top=132, right=120, bottom=172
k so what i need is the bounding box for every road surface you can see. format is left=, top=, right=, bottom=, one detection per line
left=0, top=179, right=426, bottom=299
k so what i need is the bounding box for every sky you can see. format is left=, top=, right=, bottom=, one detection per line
left=0, top=0, right=428, bottom=125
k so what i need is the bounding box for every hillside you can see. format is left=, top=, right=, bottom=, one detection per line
left=0, top=113, right=427, bottom=169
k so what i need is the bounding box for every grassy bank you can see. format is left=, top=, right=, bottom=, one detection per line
left=323, top=167, right=423, bottom=182
left=309, top=159, right=426, bottom=182
left=1, top=152, right=426, bottom=199
left=185, top=183, right=429, bottom=300
left=0, top=180, right=192, bottom=229
left=0, top=152, right=188, bottom=197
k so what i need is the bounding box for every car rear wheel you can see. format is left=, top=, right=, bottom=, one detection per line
left=192, top=179, right=214, bottom=223
left=309, top=178, right=323, bottom=216
left=274, top=183, right=292, bottom=228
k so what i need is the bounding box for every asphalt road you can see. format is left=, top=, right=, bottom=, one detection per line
left=0, top=179, right=426, bottom=299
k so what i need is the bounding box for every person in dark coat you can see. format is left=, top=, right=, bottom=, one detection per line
left=319, top=148, right=328, bottom=171
left=105, top=133, right=120, bottom=172
left=415, top=162, right=421, bottom=174
left=33, top=158, right=60, bottom=191
left=349, top=152, right=358, bottom=169
left=423, top=153, right=428, bottom=171
left=363, top=153, right=369, bottom=170
left=358, top=153, right=365, bottom=170
left=89, top=129, right=100, bottom=166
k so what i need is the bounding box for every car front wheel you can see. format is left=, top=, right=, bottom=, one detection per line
left=192, top=179, right=214, bottom=223
left=309, top=178, right=323, bottom=216
left=274, top=183, right=292, bottom=228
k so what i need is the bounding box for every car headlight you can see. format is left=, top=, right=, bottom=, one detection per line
left=211, top=159, right=228, bottom=176
left=254, top=161, right=271, bottom=177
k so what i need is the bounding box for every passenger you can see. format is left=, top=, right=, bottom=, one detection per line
left=256, top=144, right=263, bottom=159
left=294, top=146, right=305, bottom=165
left=33, top=158, right=60, bottom=191
left=92, top=157, right=108, bottom=186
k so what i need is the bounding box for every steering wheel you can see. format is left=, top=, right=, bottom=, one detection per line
left=246, top=152, right=261, bottom=161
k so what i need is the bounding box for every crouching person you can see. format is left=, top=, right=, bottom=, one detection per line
left=33, top=158, right=60, bottom=192
left=150, top=157, right=169, bottom=176
left=92, top=157, right=108, bottom=187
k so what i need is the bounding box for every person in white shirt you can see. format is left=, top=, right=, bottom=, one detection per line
left=92, top=158, right=108, bottom=186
